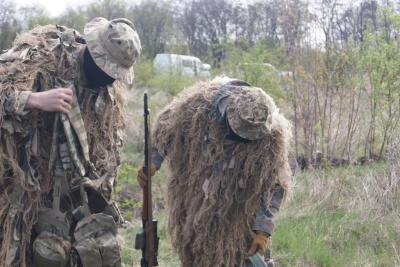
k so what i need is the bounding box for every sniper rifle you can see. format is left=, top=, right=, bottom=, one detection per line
left=135, top=93, right=159, bottom=267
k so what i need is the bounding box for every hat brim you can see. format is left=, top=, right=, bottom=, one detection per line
left=84, top=17, right=134, bottom=84
left=226, top=96, right=269, bottom=141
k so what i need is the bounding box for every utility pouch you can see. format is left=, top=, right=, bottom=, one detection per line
left=32, top=208, right=72, bottom=267
left=33, top=208, right=70, bottom=240
left=71, top=213, right=121, bottom=267
left=33, top=231, right=71, bottom=267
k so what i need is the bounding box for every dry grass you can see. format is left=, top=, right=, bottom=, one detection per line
left=274, top=155, right=400, bottom=266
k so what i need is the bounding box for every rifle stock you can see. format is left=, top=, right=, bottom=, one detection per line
left=135, top=93, right=159, bottom=267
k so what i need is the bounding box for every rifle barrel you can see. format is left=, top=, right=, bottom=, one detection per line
left=143, top=93, right=155, bottom=267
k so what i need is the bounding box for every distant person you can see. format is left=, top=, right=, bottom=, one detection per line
left=137, top=77, right=292, bottom=266
left=0, top=17, right=141, bottom=266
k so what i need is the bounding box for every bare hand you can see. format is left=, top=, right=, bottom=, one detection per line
left=25, top=88, right=73, bottom=114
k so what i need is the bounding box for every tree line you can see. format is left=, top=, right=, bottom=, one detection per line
left=3, top=0, right=400, bottom=168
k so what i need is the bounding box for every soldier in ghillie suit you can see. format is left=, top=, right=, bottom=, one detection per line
left=0, top=17, right=141, bottom=266
left=137, top=77, right=292, bottom=267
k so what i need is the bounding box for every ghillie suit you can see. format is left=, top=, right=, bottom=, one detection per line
left=0, top=24, right=126, bottom=266
left=152, top=77, right=292, bottom=267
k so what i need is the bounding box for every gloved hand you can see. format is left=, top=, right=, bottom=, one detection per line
left=248, top=231, right=270, bottom=256
left=137, top=162, right=157, bottom=188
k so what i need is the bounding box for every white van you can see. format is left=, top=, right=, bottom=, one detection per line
left=153, top=54, right=211, bottom=78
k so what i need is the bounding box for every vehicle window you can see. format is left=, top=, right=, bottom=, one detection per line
left=182, top=59, right=193, bottom=68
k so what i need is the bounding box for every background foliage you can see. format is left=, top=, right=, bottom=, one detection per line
left=5, top=0, right=400, bottom=164
left=3, top=0, right=400, bottom=265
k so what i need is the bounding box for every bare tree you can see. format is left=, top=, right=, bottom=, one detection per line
left=18, top=5, right=55, bottom=31
left=275, top=0, right=311, bottom=55
left=175, top=0, right=242, bottom=66
left=243, top=1, right=279, bottom=44
left=335, top=0, right=378, bottom=43
left=57, top=6, right=87, bottom=33
left=85, top=0, right=129, bottom=21
left=0, top=0, right=19, bottom=52
left=55, top=0, right=130, bottom=33
left=131, top=0, right=173, bottom=59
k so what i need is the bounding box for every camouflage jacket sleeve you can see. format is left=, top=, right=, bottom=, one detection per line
left=252, top=183, right=285, bottom=236
left=3, top=90, right=31, bottom=115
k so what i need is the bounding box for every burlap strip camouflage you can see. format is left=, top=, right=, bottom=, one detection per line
left=0, top=24, right=126, bottom=266
left=152, top=77, right=292, bottom=267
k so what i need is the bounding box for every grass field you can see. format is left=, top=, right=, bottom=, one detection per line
left=119, top=161, right=400, bottom=267
left=273, top=162, right=400, bottom=266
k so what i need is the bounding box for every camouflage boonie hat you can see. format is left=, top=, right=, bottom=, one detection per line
left=84, top=17, right=141, bottom=84
left=226, top=87, right=271, bottom=140
left=212, top=79, right=252, bottom=124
